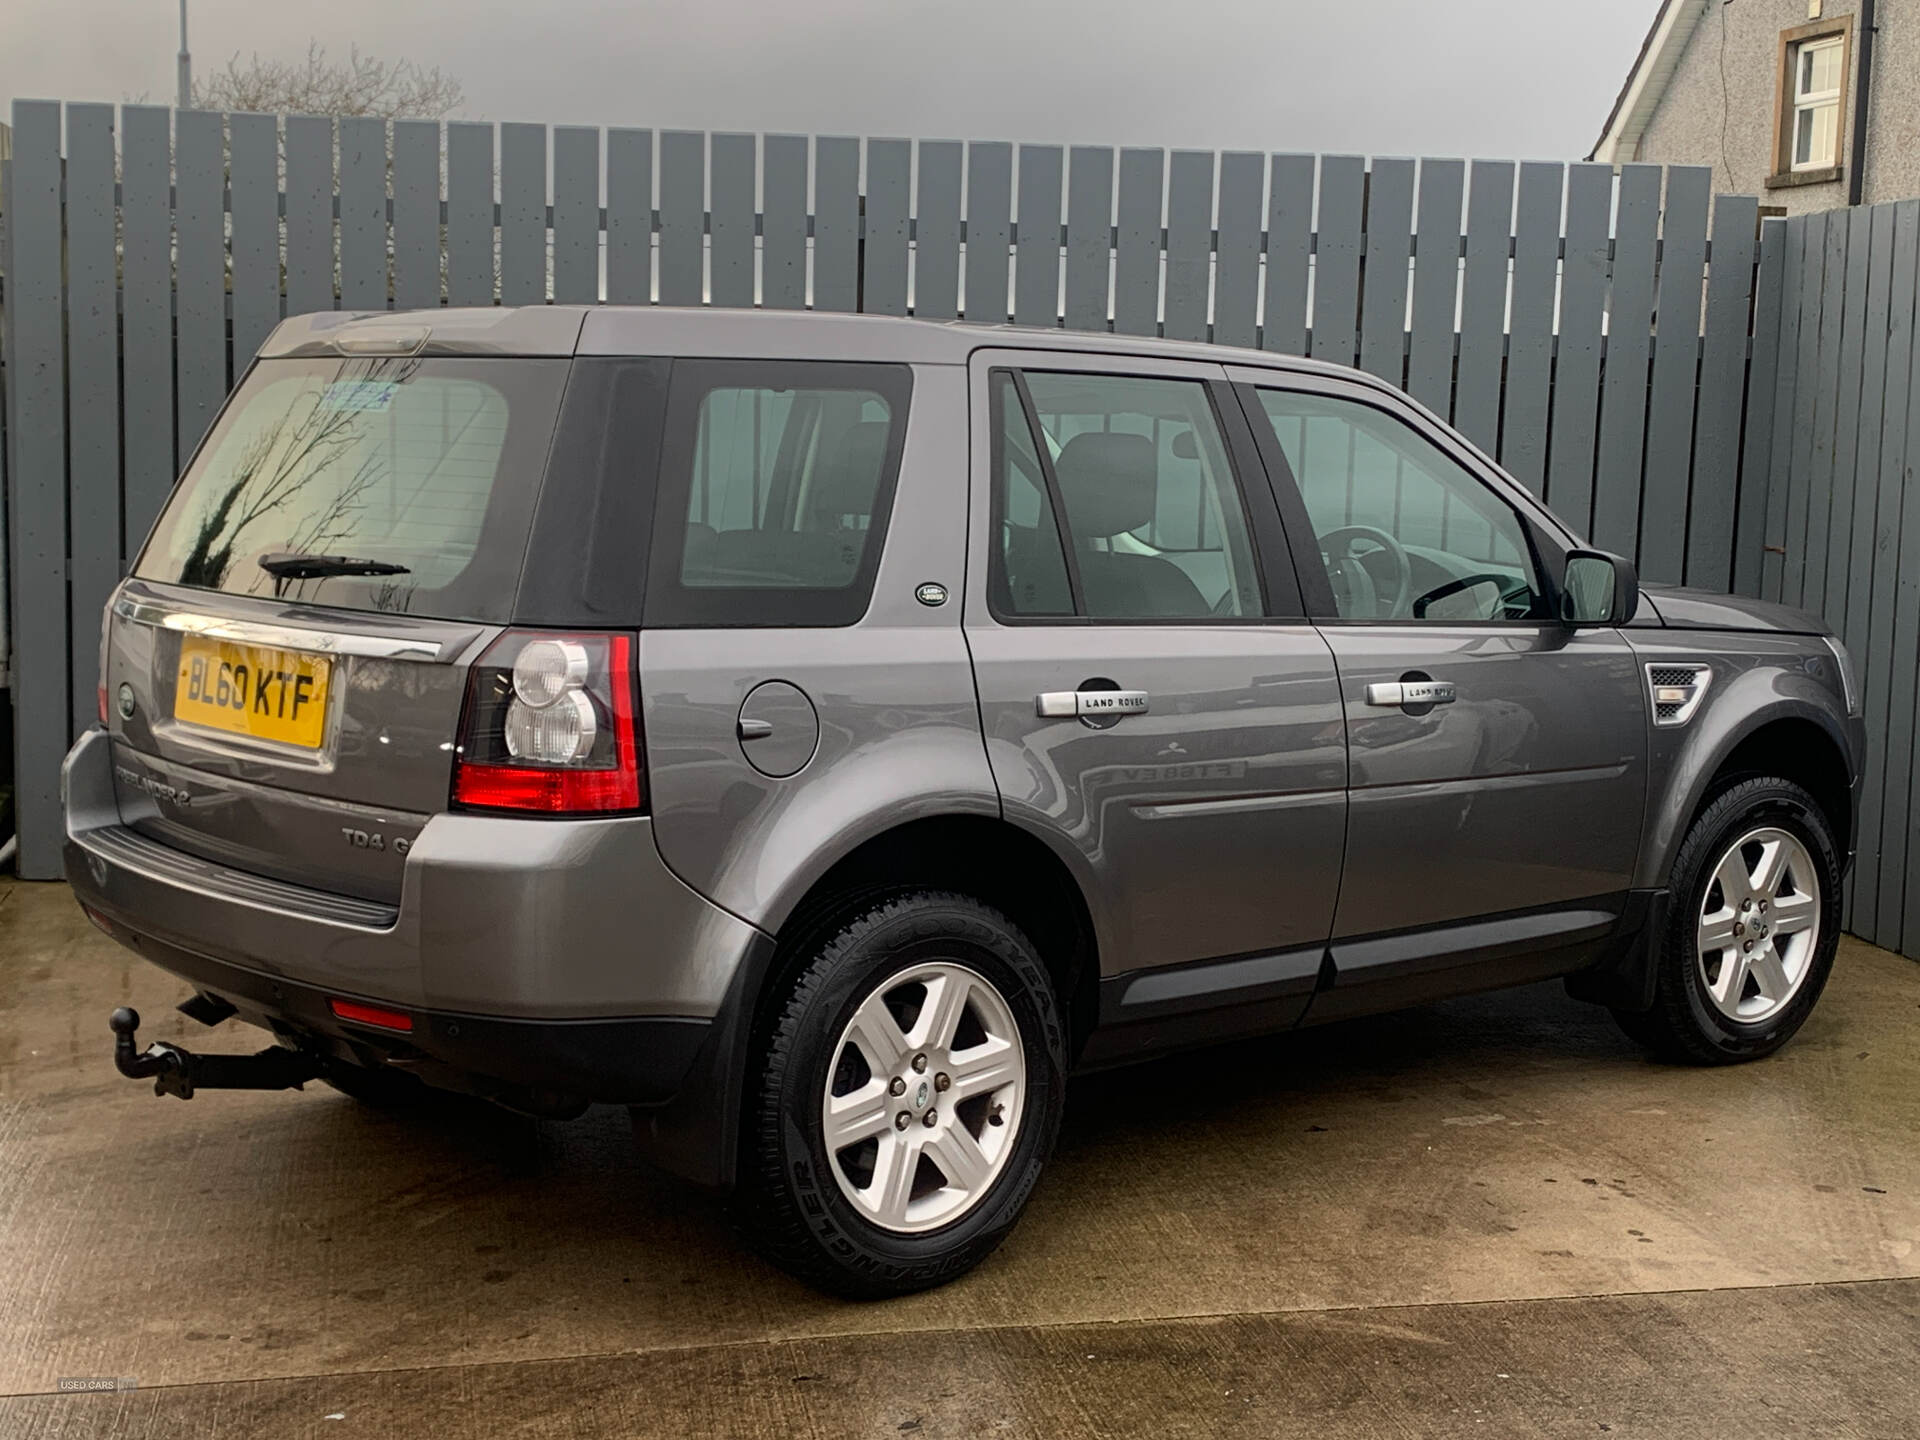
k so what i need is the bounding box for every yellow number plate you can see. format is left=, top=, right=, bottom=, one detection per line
left=175, top=638, right=332, bottom=749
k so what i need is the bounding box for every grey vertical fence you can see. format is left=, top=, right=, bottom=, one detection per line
left=3, top=101, right=1781, bottom=881
left=1762, top=200, right=1920, bottom=958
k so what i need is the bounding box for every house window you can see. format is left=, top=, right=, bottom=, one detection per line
left=1791, top=35, right=1845, bottom=170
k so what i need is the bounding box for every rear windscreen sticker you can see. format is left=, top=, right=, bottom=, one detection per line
left=320, top=379, right=400, bottom=412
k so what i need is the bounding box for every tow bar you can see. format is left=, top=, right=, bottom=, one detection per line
left=110, top=1007, right=321, bottom=1099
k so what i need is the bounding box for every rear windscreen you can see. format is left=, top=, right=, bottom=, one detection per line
left=136, top=357, right=569, bottom=622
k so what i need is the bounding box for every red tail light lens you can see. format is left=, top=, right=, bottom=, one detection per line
left=329, top=998, right=415, bottom=1032
left=451, top=631, right=644, bottom=815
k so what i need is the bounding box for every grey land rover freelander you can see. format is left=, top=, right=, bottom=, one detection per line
left=66, top=306, right=1865, bottom=1296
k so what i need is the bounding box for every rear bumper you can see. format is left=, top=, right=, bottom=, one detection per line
left=62, top=726, right=768, bottom=1116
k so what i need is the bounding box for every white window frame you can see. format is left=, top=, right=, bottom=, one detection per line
left=1790, top=35, right=1845, bottom=172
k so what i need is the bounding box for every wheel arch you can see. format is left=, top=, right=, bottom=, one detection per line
left=1640, top=696, right=1856, bottom=892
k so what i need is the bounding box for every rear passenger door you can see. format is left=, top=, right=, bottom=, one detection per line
left=1231, top=369, right=1647, bottom=1012
left=963, top=351, right=1348, bottom=1050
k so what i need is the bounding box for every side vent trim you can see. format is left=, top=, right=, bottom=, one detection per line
left=1646, top=662, right=1712, bottom=728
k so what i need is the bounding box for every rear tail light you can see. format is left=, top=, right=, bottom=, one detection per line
left=451, top=630, right=644, bottom=815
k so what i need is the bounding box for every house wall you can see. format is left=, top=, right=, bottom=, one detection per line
left=1635, top=0, right=1920, bottom=212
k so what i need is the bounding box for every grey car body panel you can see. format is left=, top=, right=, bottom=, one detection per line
left=1321, top=623, right=1647, bottom=937
left=1637, top=582, right=1828, bottom=635
left=961, top=347, right=1348, bottom=983
left=65, top=306, right=1866, bottom=1191
left=104, top=578, right=487, bottom=901
left=639, top=363, right=1001, bottom=935
left=66, top=728, right=762, bottom=1018
left=1623, top=630, right=1865, bottom=890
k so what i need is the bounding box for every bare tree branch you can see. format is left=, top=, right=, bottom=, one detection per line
left=194, top=41, right=463, bottom=119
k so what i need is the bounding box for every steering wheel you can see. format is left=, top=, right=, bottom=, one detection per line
left=1318, top=525, right=1413, bottom=619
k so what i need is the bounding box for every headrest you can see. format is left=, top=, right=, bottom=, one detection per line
left=1054, top=432, right=1156, bottom=538
left=813, top=420, right=890, bottom=518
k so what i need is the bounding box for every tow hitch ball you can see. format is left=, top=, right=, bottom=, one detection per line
left=110, top=1007, right=320, bottom=1099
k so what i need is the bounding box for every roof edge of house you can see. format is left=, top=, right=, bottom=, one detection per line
left=1590, top=0, right=1709, bottom=165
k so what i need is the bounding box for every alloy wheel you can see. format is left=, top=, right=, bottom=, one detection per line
left=820, top=962, right=1026, bottom=1234
left=1695, top=825, right=1822, bottom=1024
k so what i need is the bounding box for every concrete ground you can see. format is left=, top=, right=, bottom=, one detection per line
left=2, top=875, right=1917, bottom=1439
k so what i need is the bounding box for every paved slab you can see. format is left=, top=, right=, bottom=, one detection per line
left=2, top=877, right=1917, bottom=1436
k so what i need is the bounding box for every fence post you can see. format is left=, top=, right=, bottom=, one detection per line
left=4, top=101, right=68, bottom=878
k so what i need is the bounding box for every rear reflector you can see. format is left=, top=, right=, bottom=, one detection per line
left=328, top=998, right=415, bottom=1032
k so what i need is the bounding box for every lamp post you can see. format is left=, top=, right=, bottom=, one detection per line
left=176, top=0, right=192, bottom=109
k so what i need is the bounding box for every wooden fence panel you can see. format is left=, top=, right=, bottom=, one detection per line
left=915, top=141, right=965, bottom=322
left=1819, top=211, right=1875, bottom=626
left=1847, top=203, right=1903, bottom=935
left=284, top=115, right=335, bottom=317
left=174, top=110, right=227, bottom=466
left=64, top=102, right=122, bottom=735
left=1312, top=156, right=1364, bottom=366
left=499, top=124, right=548, bottom=306
left=1687, top=193, right=1760, bottom=592
left=391, top=120, right=442, bottom=311
left=1213, top=152, right=1264, bottom=350
left=758, top=134, right=805, bottom=311
left=710, top=132, right=758, bottom=309
left=1789, top=214, right=1846, bottom=607
left=1163, top=151, right=1213, bottom=343
left=1763, top=217, right=1814, bottom=602
left=1638, top=166, right=1711, bottom=584
left=1873, top=203, right=1920, bottom=948
left=813, top=137, right=861, bottom=314
left=1015, top=145, right=1064, bottom=328
left=553, top=126, right=603, bottom=305
left=338, top=117, right=389, bottom=310
left=1262, top=155, right=1314, bottom=355
left=230, top=113, right=284, bottom=359
left=1113, top=148, right=1162, bottom=337
left=1406, top=158, right=1463, bottom=415
left=1545, top=163, right=1613, bottom=532
left=1592, top=165, right=1662, bottom=558
left=446, top=122, right=496, bottom=306
left=121, top=106, right=177, bottom=549
left=658, top=130, right=704, bottom=307
left=1501, top=162, right=1563, bottom=495
left=4, top=102, right=69, bottom=877
left=1454, top=160, right=1515, bottom=455
left=1358, top=157, right=1414, bottom=386
left=862, top=138, right=912, bottom=317
left=1063, top=146, right=1114, bottom=334
left=1733, top=219, right=1787, bottom=599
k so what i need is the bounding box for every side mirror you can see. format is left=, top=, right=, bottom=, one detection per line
left=1561, top=549, right=1638, bottom=627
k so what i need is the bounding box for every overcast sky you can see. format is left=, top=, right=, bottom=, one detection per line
left=3, top=0, right=1653, bottom=162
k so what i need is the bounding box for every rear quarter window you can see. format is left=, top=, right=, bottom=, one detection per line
left=645, top=360, right=913, bottom=627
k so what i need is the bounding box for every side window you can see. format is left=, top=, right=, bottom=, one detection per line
left=648, top=360, right=911, bottom=627
left=1254, top=389, right=1548, bottom=623
left=991, top=369, right=1262, bottom=621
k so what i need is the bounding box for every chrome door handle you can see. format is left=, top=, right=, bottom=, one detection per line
left=1036, top=689, right=1150, bottom=719
left=737, top=718, right=775, bottom=741
left=1365, top=680, right=1457, bottom=707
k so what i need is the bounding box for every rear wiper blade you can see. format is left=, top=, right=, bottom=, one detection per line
left=257, top=552, right=412, bottom=580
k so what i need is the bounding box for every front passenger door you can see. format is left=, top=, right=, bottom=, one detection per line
left=1234, top=372, right=1647, bottom=1011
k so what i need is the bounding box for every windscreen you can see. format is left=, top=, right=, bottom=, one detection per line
left=136, top=356, right=570, bottom=621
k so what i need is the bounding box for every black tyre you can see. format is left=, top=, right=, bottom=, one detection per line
left=1613, top=776, right=1841, bottom=1064
left=738, top=892, right=1066, bottom=1298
